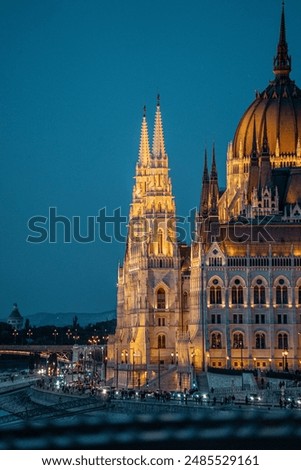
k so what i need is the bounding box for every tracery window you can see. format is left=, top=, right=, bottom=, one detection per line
left=232, top=279, right=244, bottom=305
left=157, top=288, right=166, bottom=309
left=211, top=332, right=222, bottom=349
left=158, top=334, right=166, bottom=349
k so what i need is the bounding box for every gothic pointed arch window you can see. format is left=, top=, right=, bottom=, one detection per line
left=231, top=279, right=244, bottom=305
left=210, top=286, right=222, bottom=305
left=255, top=332, right=266, bottom=349
left=277, top=333, right=288, bottom=350
left=158, top=334, right=166, bottom=349
left=157, top=288, right=166, bottom=310
left=233, top=332, right=244, bottom=349
left=208, top=277, right=223, bottom=306
left=275, top=278, right=288, bottom=305
left=253, top=278, right=266, bottom=305
left=211, top=332, right=222, bottom=349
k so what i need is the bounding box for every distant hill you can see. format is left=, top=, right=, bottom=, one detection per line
left=0, top=310, right=116, bottom=328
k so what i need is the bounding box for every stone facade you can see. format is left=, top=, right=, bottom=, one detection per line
left=107, top=5, right=301, bottom=389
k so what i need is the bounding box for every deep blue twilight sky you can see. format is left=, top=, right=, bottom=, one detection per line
left=1, top=0, right=301, bottom=319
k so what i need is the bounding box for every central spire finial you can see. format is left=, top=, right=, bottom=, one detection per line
left=273, top=1, right=291, bottom=77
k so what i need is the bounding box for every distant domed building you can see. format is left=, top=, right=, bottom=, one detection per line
left=107, top=4, right=301, bottom=390
left=7, top=303, right=23, bottom=330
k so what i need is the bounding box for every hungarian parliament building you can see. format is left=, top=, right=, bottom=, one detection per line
left=107, top=5, right=301, bottom=390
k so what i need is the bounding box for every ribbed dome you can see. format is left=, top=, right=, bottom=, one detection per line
left=232, top=5, right=301, bottom=161
left=233, top=77, right=301, bottom=158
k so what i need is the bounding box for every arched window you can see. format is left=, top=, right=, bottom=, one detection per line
left=276, top=285, right=287, bottom=305
left=276, top=280, right=288, bottom=305
left=255, top=333, right=266, bottom=349
left=278, top=333, right=288, bottom=349
left=210, top=286, right=222, bottom=305
left=157, top=288, right=166, bottom=309
left=158, top=334, right=166, bottom=349
left=298, top=285, right=301, bottom=305
left=232, top=279, right=244, bottom=305
left=158, top=230, right=163, bottom=255
left=254, top=282, right=266, bottom=305
left=211, top=332, right=222, bottom=349
left=233, top=332, right=244, bottom=349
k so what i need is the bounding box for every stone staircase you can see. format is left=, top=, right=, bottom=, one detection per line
left=146, top=365, right=178, bottom=391
left=195, top=370, right=209, bottom=393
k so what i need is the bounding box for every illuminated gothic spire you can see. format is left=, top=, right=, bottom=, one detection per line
left=200, top=149, right=209, bottom=217
left=210, top=143, right=217, bottom=180
left=138, top=106, right=151, bottom=167
left=260, top=115, right=272, bottom=188
left=203, top=148, right=209, bottom=183
left=273, top=2, right=291, bottom=77
left=152, top=95, right=167, bottom=163
left=209, top=144, right=219, bottom=216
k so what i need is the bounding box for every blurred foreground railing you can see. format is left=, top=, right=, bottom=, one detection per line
left=0, top=409, right=301, bottom=449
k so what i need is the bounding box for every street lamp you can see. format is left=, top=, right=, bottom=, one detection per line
left=88, top=335, right=100, bottom=380
left=125, top=352, right=129, bottom=389
left=282, top=350, right=288, bottom=371
left=191, top=352, right=195, bottom=366
left=27, top=329, right=33, bottom=342
left=171, top=352, right=174, bottom=364
left=12, top=329, right=18, bottom=344
left=132, top=351, right=135, bottom=389
left=66, top=329, right=72, bottom=343
left=73, top=329, right=80, bottom=345
left=239, top=340, right=244, bottom=369
left=115, top=348, right=119, bottom=390
left=158, top=348, right=161, bottom=391
left=52, top=329, right=58, bottom=345
left=206, top=352, right=210, bottom=367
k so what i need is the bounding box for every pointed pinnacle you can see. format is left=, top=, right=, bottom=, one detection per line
left=211, top=143, right=217, bottom=179
left=262, top=114, right=270, bottom=155
left=138, top=108, right=150, bottom=166
left=273, top=1, right=291, bottom=76
left=203, top=149, right=209, bottom=183
left=152, top=96, right=166, bottom=159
